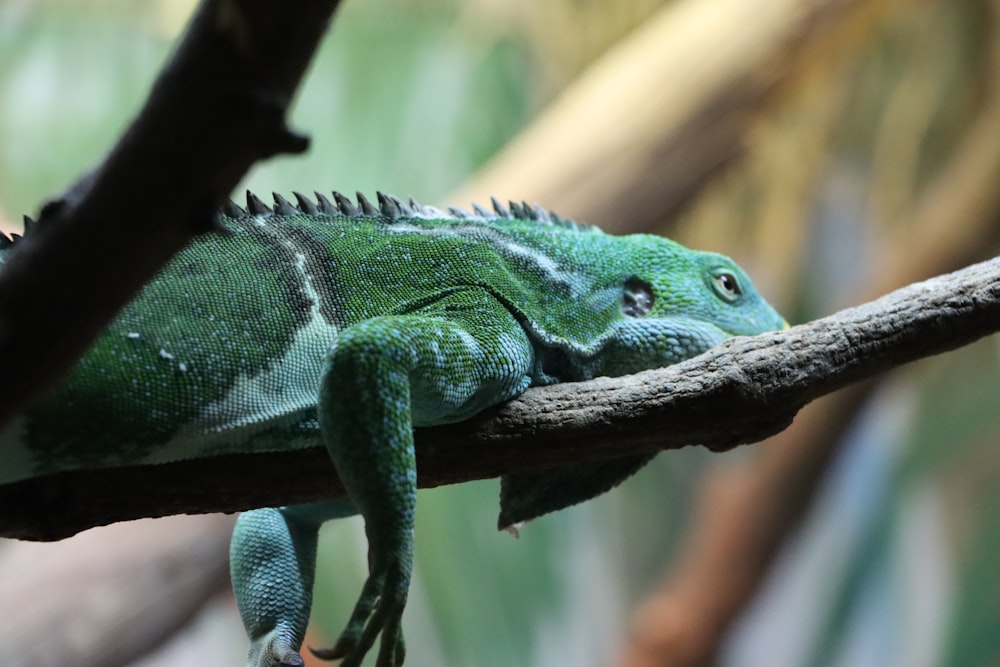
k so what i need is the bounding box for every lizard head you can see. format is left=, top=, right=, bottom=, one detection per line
left=581, top=236, right=787, bottom=378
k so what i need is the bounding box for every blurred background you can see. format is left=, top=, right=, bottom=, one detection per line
left=0, top=0, right=998, bottom=666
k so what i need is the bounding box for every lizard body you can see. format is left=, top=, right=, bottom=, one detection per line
left=0, top=191, right=786, bottom=667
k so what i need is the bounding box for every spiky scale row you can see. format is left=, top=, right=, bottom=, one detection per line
left=0, top=191, right=592, bottom=252
left=224, top=190, right=593, bottom=233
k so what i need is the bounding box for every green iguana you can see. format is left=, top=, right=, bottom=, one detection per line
left=0, top=191, right=786, bottom=667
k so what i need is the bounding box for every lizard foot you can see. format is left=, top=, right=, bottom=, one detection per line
left=246, top=633, right=306, bottom=667
left=309, top=564, right=407, bottom=667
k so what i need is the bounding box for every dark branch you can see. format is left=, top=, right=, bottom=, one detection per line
left=4, top=257, right=999, bottom=541
left=0, top=0, right=342, bottom=428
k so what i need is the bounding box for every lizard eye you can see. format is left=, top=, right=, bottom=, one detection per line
left=712, top=271, right=742, bottom=302
left=622, top=277, right=654, bottom=317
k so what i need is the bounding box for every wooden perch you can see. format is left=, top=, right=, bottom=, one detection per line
left=0, top=0, right=341, bottom=429
left=3, top=256, right=998, bottom=541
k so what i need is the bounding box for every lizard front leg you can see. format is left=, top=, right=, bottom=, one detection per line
left=312, top=289, right=534, bottom=667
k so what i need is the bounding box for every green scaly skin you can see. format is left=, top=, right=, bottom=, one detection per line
left=0, top=191, right=786, bottom=667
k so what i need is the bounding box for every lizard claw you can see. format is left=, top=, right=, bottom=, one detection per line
left=309, top=635, right=357, bottom=662
left=310, top=557, right=408, bottom=667
left=309, top=613, right=405, bottom=666
left=308, top=640, right=347, bottom=661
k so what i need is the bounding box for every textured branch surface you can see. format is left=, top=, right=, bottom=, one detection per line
left=3, top=257, right=998, bottom=540
left=0, top=0, right=341, bottom=428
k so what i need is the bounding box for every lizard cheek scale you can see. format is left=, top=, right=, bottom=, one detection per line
left=0, top=191, right=786, bottom=667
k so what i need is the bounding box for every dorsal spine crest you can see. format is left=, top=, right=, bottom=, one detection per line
left=226, top=190, right=594, bottom=232
left=1, top=190, right=596, bottom=251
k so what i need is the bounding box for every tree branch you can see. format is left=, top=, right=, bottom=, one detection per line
left=3, top=256, right=998, bottom=541
left=0, top=0, right=341, bottom=429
